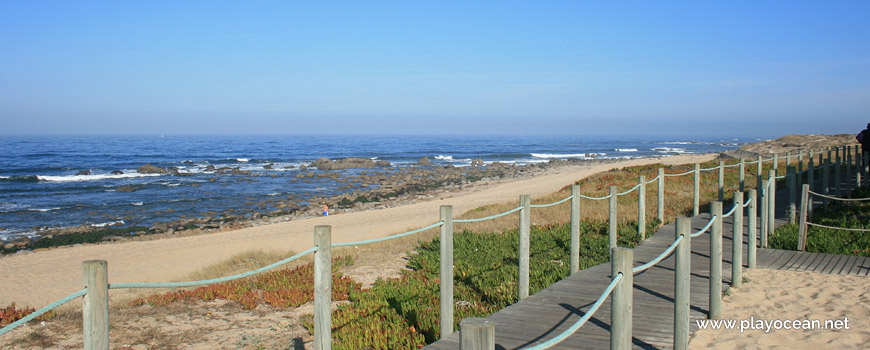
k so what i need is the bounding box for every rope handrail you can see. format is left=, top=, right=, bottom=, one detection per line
left=616, top=183, right=642, bottom=196
left=774, top=175, right=786, bottom=179
left=806, top=222, right=870, bottom=232
left=722, top=163, right=742, bottom=169
left=454, top=206, right=523, bottom=223
left=644, top=175, right=660, bottom=185
left=111, top=247, right=318, bottom=289
left=806, top=190, right=870, bottom=202
left=578, top=194, right=612, bottom=200
left=0, top=288, right=88, bottom=336
left=333, top=221, right=445, bottom=247
left=530, top=195, right=574, bottom=208
left=521, top=273, right=623, bottom=350
left=699, top=166, right=720, bottom=172
left=664, top=170, right=694, bottom=177
left=691, top=217, right=717, bottom=238
left=722, top=204, right=739, bottom=218
left=632, top=235, right=684, bottom=275
left=742, top=198, right=753, bottom=208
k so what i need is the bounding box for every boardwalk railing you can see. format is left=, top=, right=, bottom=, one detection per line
left=796, top=183, right=870, bottom=251
left=1, top=145, right=864, bottom=350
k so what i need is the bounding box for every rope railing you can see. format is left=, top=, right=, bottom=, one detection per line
left=699, top=165, right=720, bottom=172
left=722, top=204, right=739, bottom=218
left=333, top=221, right=445, bottom=247
left=616, top=183, right=642, bottom=196
left=742, top=198, right=753, bottom=208
left=454, top=206, right=523, bottom=223
left=664, top=170, right=694, bottom=177
left=691, top=216, right=717, bottom=238
left=632, top=235, right=684, bottom=275
left=530, top=195, right=574, bottom=208
left=578, top=194, right=612, bottom=200
left=806, top=222, right=870, bottom=232
left=0, top=289, right=88, bottom=337
left=645, top=175, right=660, bottom=185
left=806, top=190, right=870, bottom=202
left=520, top=273, right=623, bottom=350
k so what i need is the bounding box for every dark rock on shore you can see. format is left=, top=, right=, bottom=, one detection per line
left=137, top=164, right=169, bottom=174
left=111, top=170, right=124, bottom=175
left=311, top=157, right=377, bottom=170
left=117, top=185, right=137, bottom=192
left=76, top=170, right=91, bottom=175
left=375, top=160, right=391, bottom=167
left=417, top=157, right=431, bottom=166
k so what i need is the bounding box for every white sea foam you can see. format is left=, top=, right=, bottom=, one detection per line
left=662, top=141, right=694, bottom=145
left=237, top=158, right=250, bottom=162
left=531, top=153, right=603, bottom=159
left=434, top=155, right=454, bottom=161
left=27, top=207, right=61, bottom=212
left=615, top=149, right=639, bottom=152
left=92, top=220, right=125, bottom=228
left=37, top=173, right=161, bottom=182
left=131, top=202, right=144, bottom=206
left=653, top=147, right=693, bottom=154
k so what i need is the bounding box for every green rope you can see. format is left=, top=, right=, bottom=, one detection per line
left=691, top=216, right=717, bottom=238
left=633, top=235, right=684, bottom=274
left=0, top=289, right=87, bottom=337
left=530, top=195, right=574, bottom=208
left=332, top=222, right=444, bottom=247
left=454, top=206, right=523, bottom=223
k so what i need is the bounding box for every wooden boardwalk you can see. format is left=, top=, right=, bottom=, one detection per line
left=426, top=179, right=869, bottom=349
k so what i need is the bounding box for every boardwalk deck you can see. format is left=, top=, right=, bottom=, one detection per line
left=425, top=168, right=869, bottom=349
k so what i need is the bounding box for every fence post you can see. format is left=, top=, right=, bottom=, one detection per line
left=773, top=153, right=779, bottom=177
left=674, top=217, right=691, bottom=350
left=767, top=169, right=776, bottom=245
left=718, top=160, right=725, bottom=201
left=808, top=151, right=815, bottom=194
left=314, top=226, right=332, bottom=350
left=638, top=176, right=646, bottom=240
left=519, top=194, right=531, bottom=300
left=835, top=147, right=842, bottom=197
left=611, top=247, right=633, bottom=350
left=797, top=184, right=810, bottom=252
left=732, top=192, right=743, bottom=288
left=658, top=168, right=665, bottom=222
left=739, top=158, right=745, bottom=192
left=571, top=185, right=581, bottom=275
left=709, top=201, right=723, bottom=320
left=823, top=153, right=831, bottom=206
left=761, top=180, right=769, bottom=248
left=609, top=186, right=618, bottom=255
left=693, top=163, right=700, bottom=216
left=460, top=318, right=494, bottom=350
left=798, top=151, right=803, bottom=176
left=756, top=156, right=763, bottom=200
left=82, top=260, right=109, bottom=350
left=747, top=189, right=757, bottom=268
left=440, top=205, right=455, bottom=338
left=788, top=166, right=796, bottom=224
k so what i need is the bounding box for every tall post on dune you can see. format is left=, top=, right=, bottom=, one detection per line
left=756, top=155, right=763, bottom=208
left=611, top=247, right=633, bottom=350
left=658, top=168, right=665, bottom=222
left=788, top=166, right=796, bottom=224
left=519, top=194, right=531, bottom=300
left=693, top=163, right=700, bottom=217
left=798, top=185, right=810, bottom=252
left=460, top=318, right=494, bottom=350
left=767, top=170, right=776, bottom=247
left=761, top=180, right=769, bottom=248
left=440, top=205, right=455, bottom=338
left=82, top=260, right=109, bottom=350
left=609, top=186, right=618, bottom=255
left=835, top=147, right=842, bottom=197
left=709, top=201, right=723, bottom=320
left=732, top=192, right=743, bottom=288
left=823, top=153, right=831, bottom=206
left=718, top=160, right=725, bottom=201
left=674, top=217, right=691, bottom=350
left=570, top=185, right=581, bottom=275
left=773, top=153, right=779, bottom=177
left=747, top=189, right=758, bottom=268
left=314, top=225, right=332, bottom=350
left=739, top=158, right=745, bottom=192
left=638, top=176, right=646, bottom=240
left=808, top=151, right=815, bottom=194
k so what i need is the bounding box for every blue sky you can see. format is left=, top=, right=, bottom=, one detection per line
left=1, top=1, right=869, bottom=136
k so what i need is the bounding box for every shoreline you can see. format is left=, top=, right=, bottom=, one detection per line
left=0, top=153, right=717, bottom=307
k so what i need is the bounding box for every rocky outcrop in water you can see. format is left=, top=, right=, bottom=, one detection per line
left=137, top=164, right=169, bottom=174
left=416, top=157, right=431, bottom=166
left=311, top=157, right=378, bottom=170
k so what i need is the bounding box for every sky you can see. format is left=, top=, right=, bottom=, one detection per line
left=1, top=1, right=869, bottom=137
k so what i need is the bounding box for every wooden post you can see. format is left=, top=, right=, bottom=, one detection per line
left=761, top=180, right=769, bottom=248
left=609, top=186, right=618, bottom=255
left=674, top=217, right=691, bottom=350
left=835, top=147, right=842, bottom=197
left=693, top=163, right=700, bottom=217
left=718, top=160, right=725, bottom=201
left=808, top=151, right=815, bottom=194
left=570, top=185, right=581, bottom=275
left=658, top=168, right=665, bottom=222
left=773, top=153, right=779, bottom=177
left=739, top=158, right=745, bottom=192
left=314, top=226, right=332, bottom=350
left=798, top=151, right=803, bottom=176
left=709, top=201, right=723, bottom=320
left=460, top=318, right=494, bottom=350
left=732, top=192, right=743, bottom=288
left=788, top=166, right=796, bottom=224
left=823, top=154, right=831, bottom=206
left=756, top=155, right=763, bottom=200
left=611, top=247, right=633, bottom=350
left=519, top=194, right=531, bottom=300
left=440, top=205, right=454, bottom=338
left=747, top=189, right=758, bottom=268
left=797, top=184, right=810, bottom=252
left=82, top=260, right=109, bottom=350
left=767, top=169, right=776, bottom=245
left=638, top=176, right=646, bottom=240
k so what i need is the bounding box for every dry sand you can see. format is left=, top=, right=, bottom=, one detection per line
left=689, top=268, right=869, bottom=349
left=0, top=154, right=716, bottom=308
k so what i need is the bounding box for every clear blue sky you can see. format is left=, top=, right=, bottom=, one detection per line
left=1, top=1, right=869, bottom=136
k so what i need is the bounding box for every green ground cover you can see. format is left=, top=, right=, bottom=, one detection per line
left=770, top=187, right=870, bottom=256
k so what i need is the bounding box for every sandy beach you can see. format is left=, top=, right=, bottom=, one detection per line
left=0, top=153, right=716, bottom=308
left=690, top=268, right=869, bottom=349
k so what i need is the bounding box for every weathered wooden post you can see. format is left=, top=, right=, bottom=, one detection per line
left=747, top=189, right=758, bottom=268
left=798, top=151, right=803, bottom=176
left=612, top=247, right=633, bottom=350
left=674, top=217, right=691, bottom=350
left=808, top=151, right=815, bottom=194
left=82, top=260, right=109, bottom=350
left=739, top=158, right=745, bottom=192
left=732, top=192, right=743, bottom=288
left=718, top=160, right=725, bottom=201
left=797, top=184, right=810, bottom=252
left=638, top=176, right=646, bottom=239
left=709, top=201, right=723, bottom=320
left=835, top=147, right=842, bottom=197
left=767, top=169, right=776, bottom=245
left=440, top=205, right=454, bottom=338
left=693, top=163, right=700, bottom=216
left=657, top=168, right=665, bottom=222
left=460, top=318, right=494, bottom=350
left=314, top=225, right=332, bottom=350
left=609, top=186, right=618, bottom=255
left=823, top=154, right=831, bottom=206
left=519, top=194, right=531, bottom=300
left=756, top=156, right=763, bottom=200
left=788, top=166, right=796, bottom=224
left=773, top=153, right=779, bottom=177
left=570, top=185, right=581, bottom=275
left=761, top=180, right=769, bottom=248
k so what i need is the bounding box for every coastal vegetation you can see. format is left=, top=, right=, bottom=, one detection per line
left=770, top=187, right=870, bottom=256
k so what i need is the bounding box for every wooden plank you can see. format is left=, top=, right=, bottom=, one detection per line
left=829, top=254, right=852, bottom=275
left=812, top=253, right=836, bottom=274
left=787, top=251, right=815, bottom=271
left=836, top=255, right=858, bottom=275
left=820, top=254, right=844, bottom=274
left=767, top=250, right=798, bottom=270
left=803, top=252, right=830, bottom=272
left=847, top=256, right=869, bottom=276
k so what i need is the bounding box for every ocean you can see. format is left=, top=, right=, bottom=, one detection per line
left=0, top=135, right=755, bottom=240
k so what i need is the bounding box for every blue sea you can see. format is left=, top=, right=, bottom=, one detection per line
left=0, top=135, right=756, bottom=240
